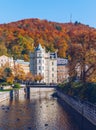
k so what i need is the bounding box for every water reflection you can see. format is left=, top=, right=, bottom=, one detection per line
left=0, top=88, right=95, bottom=130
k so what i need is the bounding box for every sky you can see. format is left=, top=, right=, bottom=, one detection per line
left=0, top=0, right=96, bottom=28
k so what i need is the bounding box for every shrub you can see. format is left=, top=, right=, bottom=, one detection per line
left=1, top=82, right=8, bottom=86
left=13, top=83, right=21, bottom=88
left=71, top=81, right=83, bottom=88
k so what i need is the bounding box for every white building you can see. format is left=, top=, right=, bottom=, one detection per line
left=0, top=55, right=14, bottom=68
left=30, top=44, right=57, bottom=83
left=15, top=59, right=30, bottom=74
left=0, top=55, right=30, bottom=74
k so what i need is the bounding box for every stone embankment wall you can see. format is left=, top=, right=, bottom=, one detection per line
left=0, top=88, right=55, bottom=102
left=57, top=91, right=96, bottom=126
left=29, top=88, right=55, bottom=92
left=24, top=87, right=55, bottom=99
left=0, top=92, right=10, bottom=102
left=0, top=89, right=24, bottom=102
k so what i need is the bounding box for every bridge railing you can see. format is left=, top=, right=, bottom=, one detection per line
left=26, top=83, right=57, bottom=88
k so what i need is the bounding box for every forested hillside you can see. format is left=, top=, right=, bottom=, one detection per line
left=0, top=18, right=96, bottom=61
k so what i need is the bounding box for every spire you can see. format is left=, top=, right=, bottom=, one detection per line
left=70, top=14, right=72, bottom=23
left=35, top=43, right=43, bottom=51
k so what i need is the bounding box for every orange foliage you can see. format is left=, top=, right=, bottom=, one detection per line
left=0, top=18, right=96, bottom=60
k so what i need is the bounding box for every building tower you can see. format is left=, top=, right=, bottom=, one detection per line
left=30, top=44, right=57, bottom=84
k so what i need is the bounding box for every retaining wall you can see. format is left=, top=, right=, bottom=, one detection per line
left=57, top=91, right=96, bottom=126
left=0, top=92, right=10, bottom=102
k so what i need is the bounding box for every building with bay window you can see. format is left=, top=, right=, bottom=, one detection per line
left=30, top=44, right=57, bottom=83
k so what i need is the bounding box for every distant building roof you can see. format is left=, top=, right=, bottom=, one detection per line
left=35, top=44, right=43, bottom=51
left=57, top=58, right=68, bottom=65
left=0, top=55, right=13, bottom=59
left=50, top=52, right=57, bottom=59
left=15, top=59, right=29, bottom=65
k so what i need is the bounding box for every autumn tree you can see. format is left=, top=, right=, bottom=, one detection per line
left=34, top=74, right=44, bottom=83
left=0, top=42, right=8, bottom=56
left=54, top=34, right=69, bottom=58
left=13, top=64, right=25, bottom=82
left=25, top=72, right=34, bottom=83
left=68, top=30, right=96, bottom=83
left=0, top=63, right=14, bottom=84
left=0, top=18, right=96, bottom=62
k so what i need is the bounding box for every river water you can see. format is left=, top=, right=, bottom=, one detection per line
left=0, top=88, right=95, bottom=130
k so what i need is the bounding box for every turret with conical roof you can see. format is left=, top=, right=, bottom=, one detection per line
left=35, top=44, right=43, bottom=51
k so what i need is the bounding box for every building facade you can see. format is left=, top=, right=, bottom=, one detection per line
left=57, top=58, right=69, bottom=83
left=0, top=55, right=14, bottom=68
left=30, top=44, right=57, bottom=83
left=0, top=55, right=30, bottom=75
left=15, top=59, right=30, bottom=74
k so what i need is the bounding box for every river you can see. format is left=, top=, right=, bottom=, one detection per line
left=0, top=88, right=95, bottom=130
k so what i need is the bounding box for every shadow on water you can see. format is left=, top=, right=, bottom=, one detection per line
left=57, top=98, right=96, bottom=130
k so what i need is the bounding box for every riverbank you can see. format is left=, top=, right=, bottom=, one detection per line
left=0, top=88, right=83, bottom=130
left=0, top=87, right=96, bottom=127
left=0, top=91, right=10, bottom=102
left=0, top=87, right=55, bottom=102
left=0, top=88, right=23, bottom=102
left=0, top=87, right=95, bottom=129
left=56, top=90, right=96, bottom=126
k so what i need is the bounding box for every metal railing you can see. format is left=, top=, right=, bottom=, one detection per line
left=57, top=91, right=96, bottom=125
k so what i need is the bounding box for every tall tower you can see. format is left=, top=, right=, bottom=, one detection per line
left=30, top=44, right=45, bottom=82
left=35, top=44, right=45, bottom=77
left=30, top=44, right=57, bottom=83
left=70, top=14, right=72, bottom=23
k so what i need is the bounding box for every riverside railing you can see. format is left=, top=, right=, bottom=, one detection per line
left=57, top=91, right=96, bottom=126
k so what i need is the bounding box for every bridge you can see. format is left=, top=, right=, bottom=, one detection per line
left=25, top=84, right=57, bottom=88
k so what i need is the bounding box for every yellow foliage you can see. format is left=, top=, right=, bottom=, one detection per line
left=13, top=64, right=26, bottom=81
left=25, top=72, right=34, bottom=81
left=6, top=76, right=14, bottom=84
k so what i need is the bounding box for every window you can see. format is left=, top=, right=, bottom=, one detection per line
left=39, top=59, right=41, bottom=63
left=52, top=80, right=54, bottom=83
left=52, top=68, right=54, bottom=71
left=52, top=74, right=54, bottom=77
left=39, top=54, right=41, bottom=57
left=39, top=66, right=41, bottom=70
left=37, top=53, right=41, bottom=57
left=52, top=62, right=54, bottom=65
